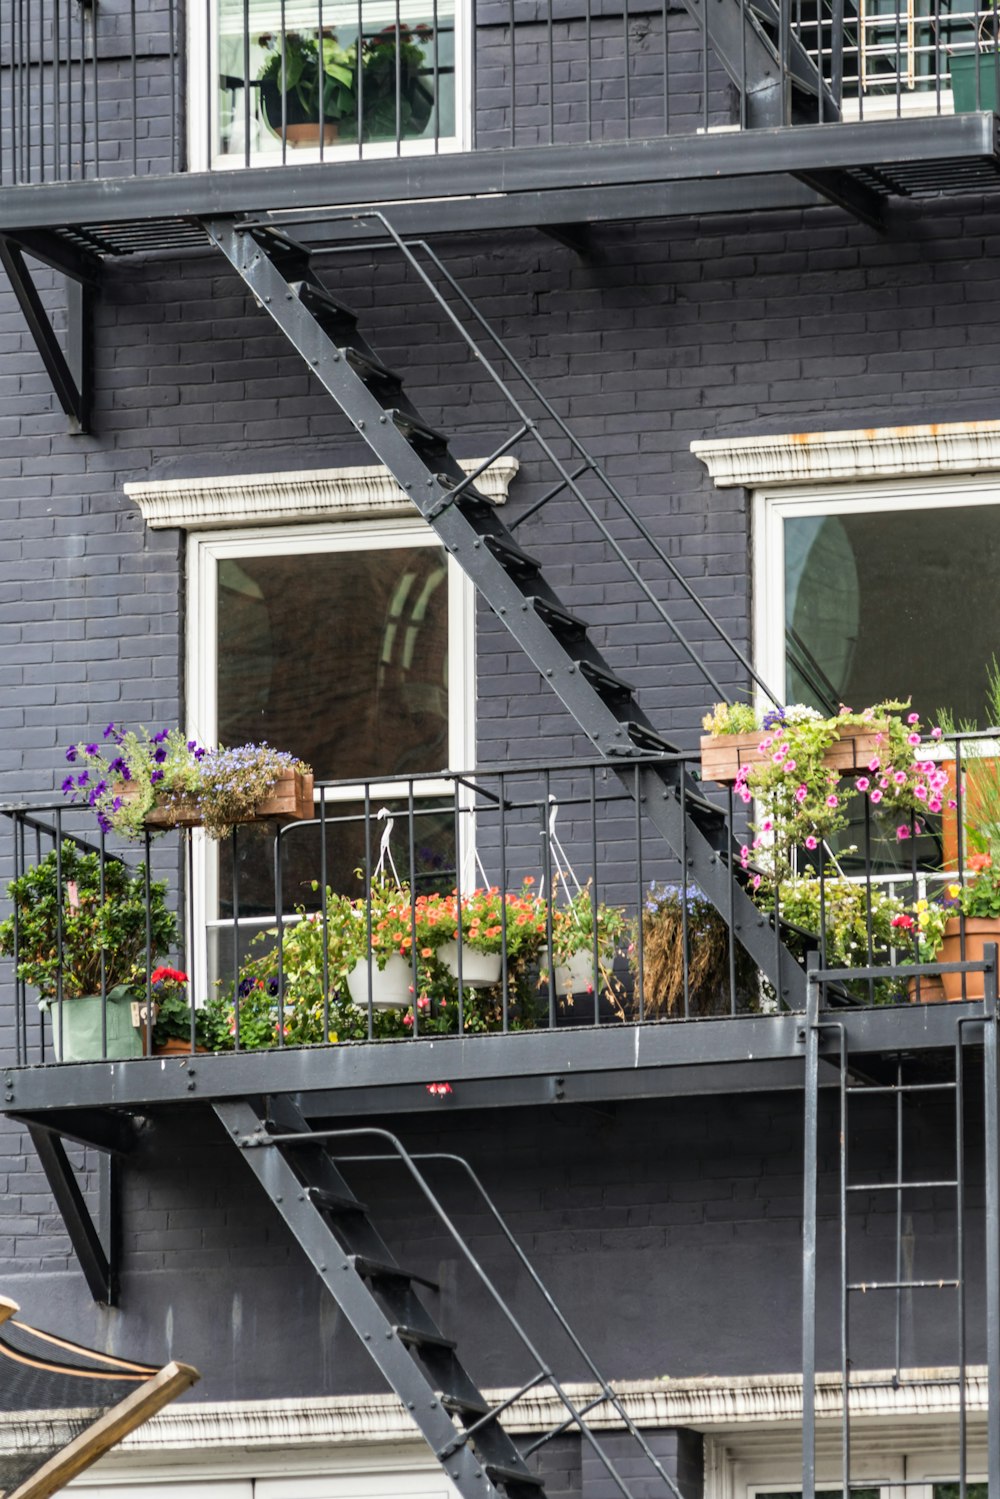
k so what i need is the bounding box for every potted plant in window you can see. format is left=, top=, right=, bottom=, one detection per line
left=256, top=30, right=359, bottom=147
left=0, top=842, right=177, bottom=1061
left=255, top=24, right=435, bottom=149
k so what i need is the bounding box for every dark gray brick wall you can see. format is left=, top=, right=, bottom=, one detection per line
left=0, top=190, right=998, bottom=1420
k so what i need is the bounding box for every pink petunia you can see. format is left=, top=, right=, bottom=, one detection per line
left=894, top=771, right=907, bottom=785
left=929, top=799, right=942, bottom=813
left=785, top=759, right=797, bottom=772
left=907, top=733, right=921, bottom=746
left=907, top=713, right=919, bottom=724
left=871, top=789, right=883, bottom=803
left=857, top=777, right=870, bottom=791
left=759, top=737, right=774, bottom=752
left=826, top=794, right=839, bottom=808
left=869, top=757, right=880, bottom=772
left=914, top=784, right=928, bottom=800
left=897, top=825, right=910, bottom=840
left=948, top=798, right=958, bottom=810
left=795, top=784, right=808, bottom=803
left=752, top=873, right=762, bottom=890
left=773, top=752, right=786, bottom=764
left=931, top=726, right=943, bottom=739
left=761, top=817, right=774, bottom=832
left=804, top=835, right=818, bottom=850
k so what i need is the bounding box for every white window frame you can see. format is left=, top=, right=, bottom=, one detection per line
left=753, top=473, right=1000, bottom=713
left=186, top=0, right=470, bottom=173
left=186, top=515, right=476, bottom=996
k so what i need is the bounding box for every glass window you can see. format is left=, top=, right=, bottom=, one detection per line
left=782, top=503, right=1000, bottom=728
left=187, top=519, right=475, bottom=990
left=209, top=0, right=458, bottom=164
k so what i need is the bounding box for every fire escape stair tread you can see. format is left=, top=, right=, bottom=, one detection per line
left=214, top=1097, right=560, bottom=1499
left=204, top=213, right=807, bottom=1009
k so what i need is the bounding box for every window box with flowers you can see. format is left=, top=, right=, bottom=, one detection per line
left=62, top=724, right=313, bottom=840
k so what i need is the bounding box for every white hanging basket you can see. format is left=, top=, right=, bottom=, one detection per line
left=539, top=946, right=610, bottom=994
left=438, top=941, right=502, bottom=987
left=346, top=954, right=414, bottom=1011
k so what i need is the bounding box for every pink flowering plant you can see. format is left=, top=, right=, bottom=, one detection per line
left=713, top=700, right=952, bottom=885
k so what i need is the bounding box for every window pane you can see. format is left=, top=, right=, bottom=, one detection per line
left=215, top=1, right=455, bottom=159
left=216, top=545, right=450, bottom=782
left=784, top=504, right=1000, bottom=726
left=933, top=1486, right=988, bottom=1499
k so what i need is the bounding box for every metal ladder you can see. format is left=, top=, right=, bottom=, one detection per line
left=203, top=212, right=803, bottom=1008
left=215, top=1095, right=688, bottom=1499
left=801, top=954, right=1000, bottom=1498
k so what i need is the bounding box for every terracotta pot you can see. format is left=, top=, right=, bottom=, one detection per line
left=906, top=973, right=948, bottom=1004
left=259, top=80, right=340, bottom=147
left=153, top=1037, right=208, bottom=1056
left=939, top=916, right=1000, bottom=1001
left=700, top=724, right=883, bottom=787
left=936, top=755, right=1000, bottom=869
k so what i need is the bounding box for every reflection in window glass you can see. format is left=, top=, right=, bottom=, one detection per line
left=933, top=1486, right=988, bottom=1499
left=784, top=504, right=1000, bottom=727
left=216, top=546, right=450, bottom=783
left=215, top=0, right=455, bottom=159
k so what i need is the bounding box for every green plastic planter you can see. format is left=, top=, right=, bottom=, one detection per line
left=950, top=53, right=999, bottom=112
left=42, top=985, right=143, bottom=1062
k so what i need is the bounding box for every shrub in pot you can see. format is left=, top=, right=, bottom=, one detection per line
left=0, top=842, right=176, bottom=1060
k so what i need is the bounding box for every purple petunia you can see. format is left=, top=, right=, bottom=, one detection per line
left=65, top=745, right=77, bottom=763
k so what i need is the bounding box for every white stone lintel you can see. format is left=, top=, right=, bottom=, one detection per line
left=692, top=420, right=1000, bottom=488
left=125, top=458, right=519, bottom=530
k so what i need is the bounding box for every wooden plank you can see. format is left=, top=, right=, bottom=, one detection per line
left=2, top=1361, right=200, bottom=1499
left=117, top=769, right=314, bottom=830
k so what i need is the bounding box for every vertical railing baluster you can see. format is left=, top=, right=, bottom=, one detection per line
left=243, top=0, right=251, bottom=169
left=231, top=828, right=241, bottom=1049
left=318, top=0, right=326, bottom=163
left=274, top=826, right=285, bottom=1046
left=508, top=0, right=516, bottom=146
left=395, top=0, right=403, bottom=155
left=432, top=0, right=440, bottom=151
left=623, top=0, right=631, bottom=140
left=92, top=0, right=100, bottom=181
left=54, top=0, right=62, bottom=180
left=130, top=0, right=138, bottom=175
left=680, top=772, right=689, bottom=1020
left=168, top=0, right=178, bottom=173
left=547, top=0, right=554, bottom=144
left=498, top=771, right=510, bottom=1032
left=319, top=793, right=330, bottom=1042
left=78, top=0, right=86, bottom=180
left=591, top=767, right=600, bottom=1024
left=356, top=0, right=364, bottom=158
left=408, top=782, right=422, bottom=1037
left=363, top=785, right=374, bottom=1040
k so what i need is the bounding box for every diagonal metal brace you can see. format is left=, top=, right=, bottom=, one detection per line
left=26, top=1124, right=120, bottom=1305
left=0, top=238, right=92, bottom=434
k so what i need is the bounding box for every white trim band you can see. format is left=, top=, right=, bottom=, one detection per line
left=692, top=420, right=1000, bottom=488
left=125, top=458, right=519, bottom=530
left=0, top=1368, right=984, bottom=1458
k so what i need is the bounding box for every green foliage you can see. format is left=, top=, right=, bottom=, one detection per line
left=758, top=872, right=909, bottom=1004
left=548, top=880, right=629, bottom=965
left=257, top=25, right=434, bottom=141
left=0, top=842, right=176, bottom=999
left=701, top=701, right=759, bottom=735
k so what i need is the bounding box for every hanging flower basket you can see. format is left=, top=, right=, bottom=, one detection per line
left=346, top=953, right=414, bottom=1010
left=437, top=941, right=502, bottom=987
left=699, top=725, right=883, bottom=788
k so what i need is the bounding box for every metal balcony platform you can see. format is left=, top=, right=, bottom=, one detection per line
left=0, top=1002, right=987, bottom=1123
left=3, top=113, right=998, bottom=269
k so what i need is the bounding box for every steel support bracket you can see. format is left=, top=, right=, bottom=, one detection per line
left=26, top=1123, right=120, bottom=1305
left=0, top=237, right=93, bottom=433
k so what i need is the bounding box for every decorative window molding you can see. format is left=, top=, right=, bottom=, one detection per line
left=125, top=458, right=518, bottom=531
left=0, top=1369, right=983, bottom=1462
left=691, top=421, right=1000, bottom=490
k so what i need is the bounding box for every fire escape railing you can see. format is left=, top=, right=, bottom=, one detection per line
left=1, top=0, right=997, bottom=192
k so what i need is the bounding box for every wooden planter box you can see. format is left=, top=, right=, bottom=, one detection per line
left=117, top=770, right=314, bottom=831
left=700, top=726, right=884, bottom=787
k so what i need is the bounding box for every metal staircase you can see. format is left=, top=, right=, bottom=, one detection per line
left=214, top=1095, right=687, bottom=1499
left=204, top=212, right=803, bottom=1008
